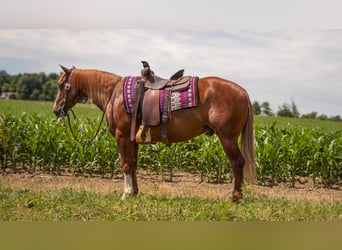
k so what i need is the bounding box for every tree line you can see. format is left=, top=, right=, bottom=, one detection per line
left=0, top=70, right=58, bottom=101
left=253, top=100, right=341, bottom=121
left=0, top=69, right=340, bottom=121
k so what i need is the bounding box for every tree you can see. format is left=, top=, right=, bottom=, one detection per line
left=30, top=89, right=41, bottom=100
left=252, top=101, right=261, bottom=115
left=261, top=102, right=274, bottom=116
left=16, top=73, right=43, bottom=100
left=0, top=70, right=11, bottom=95
left=277, top=100, right=300, bottom=118
left=40, top=79, right=58, bottom=101
left=277, top=103, right=293, bottom=117
left=47, top=72, right=59, bottom=80
left=1, top=83, right=14, bottom=92
left=0, top=70, right=10, bottom=84
left=9, top=74, right=21, bottom=93
left=317, top=114, right=328, bottom=120
left=329, top=115, right=341, bottom=122
left=302, top=111, right=318, bottom=119
left=291, top=99, right=300, bottom=118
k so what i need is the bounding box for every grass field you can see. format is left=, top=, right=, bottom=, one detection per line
left=255, top=115, right=342, bottom=132
left=1, top=187, right=341, bottom=221
left=0, top=99, right=102, bottom=119
left=0, top=173, right=341, bottom=221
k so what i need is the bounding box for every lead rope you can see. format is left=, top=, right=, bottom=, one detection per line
left=66, top=109, right=106, bottom=146
left=65, top=77, right=121, bottom=146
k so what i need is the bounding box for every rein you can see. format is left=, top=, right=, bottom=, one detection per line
left=63, top=73, right=122, bottom=146
left=66, top=108, right=106, bottom=146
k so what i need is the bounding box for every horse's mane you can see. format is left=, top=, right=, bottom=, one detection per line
left=73, top=69, right=122, bottom=110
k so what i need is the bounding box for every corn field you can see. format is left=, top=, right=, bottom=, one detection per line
left=0, top=112, right=341, bottom=187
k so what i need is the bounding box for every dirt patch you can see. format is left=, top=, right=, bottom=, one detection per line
left=0, top=171, right=341, bottom=202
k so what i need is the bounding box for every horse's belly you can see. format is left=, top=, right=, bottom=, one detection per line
left=149, top=109, right=206, bottom=143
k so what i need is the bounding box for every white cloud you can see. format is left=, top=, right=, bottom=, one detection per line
left=0, top=29, right=341, bottom=116
left=2, top=0, right=342, bottom=29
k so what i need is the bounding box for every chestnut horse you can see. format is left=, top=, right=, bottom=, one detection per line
left=53, top=65, right=255, bottom=202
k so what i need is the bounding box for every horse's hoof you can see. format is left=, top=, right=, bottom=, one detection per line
left=231, top=191, right=243, bottom=203
left=121, top=192, right=137, bottom=200
left=121, top=193, right=130, bottom=200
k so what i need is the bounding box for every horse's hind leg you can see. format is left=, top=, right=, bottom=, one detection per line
left=115, top=132, right=139, bottom=200
left=219, top=136, right=245, bottom=202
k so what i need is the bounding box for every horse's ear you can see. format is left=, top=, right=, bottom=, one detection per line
left=72, top=66, right=76, bottom=70
left=60, top=64, right=71, bottom=74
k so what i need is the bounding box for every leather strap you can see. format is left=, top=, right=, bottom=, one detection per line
left=161, top=88, right=171, bottom=144
left=130, top=79, right=144, bottom=141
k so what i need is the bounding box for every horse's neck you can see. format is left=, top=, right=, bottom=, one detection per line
left=76, top=70, right=121, bottom=111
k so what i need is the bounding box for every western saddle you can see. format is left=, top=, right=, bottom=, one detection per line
left=130, top=61, right=191, bottom=144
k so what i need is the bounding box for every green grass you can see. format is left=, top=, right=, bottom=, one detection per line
left=0, top=187, right=340, bottom=221
left=255, top=115, right=342, bottom=132
left=0, top=99, right=102, bottom=119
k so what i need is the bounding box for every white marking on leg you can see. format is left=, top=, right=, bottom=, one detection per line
left=122, top=174, right=133, bottom=200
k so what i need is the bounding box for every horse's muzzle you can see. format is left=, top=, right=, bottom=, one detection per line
left=53, top=107, right=67, bottom=117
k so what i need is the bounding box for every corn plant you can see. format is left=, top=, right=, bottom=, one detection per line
left=0, top=112, right=341, bottom=188
left=255, top=123, right=284, bottom=185
left=255, top=123, right=341, bottom=187
left=308, top=131, right=342, bottom=187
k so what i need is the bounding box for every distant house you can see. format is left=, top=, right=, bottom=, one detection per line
left=0, top=92, right=17, bottom=100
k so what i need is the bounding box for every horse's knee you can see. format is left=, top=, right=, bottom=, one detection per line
left=122, top=162, right=130, bottom=174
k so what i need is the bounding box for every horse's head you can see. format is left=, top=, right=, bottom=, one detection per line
left=53, top=65, right=84, bottom=117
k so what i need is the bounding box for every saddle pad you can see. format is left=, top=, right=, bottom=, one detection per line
left=123, top=76, right=199, bottom=114
left=160, top=76, right=199, bottom=111
left=123, top=76, right=140, bottom=114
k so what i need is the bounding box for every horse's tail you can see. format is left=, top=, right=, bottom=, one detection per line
left=241, top=93, right=256, bottom=184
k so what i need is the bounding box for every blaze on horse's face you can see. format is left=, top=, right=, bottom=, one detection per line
left=53, top=65, right=83, bottom=117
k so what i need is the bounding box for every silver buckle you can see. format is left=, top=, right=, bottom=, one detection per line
left=65, top=83, right=71, bottom=91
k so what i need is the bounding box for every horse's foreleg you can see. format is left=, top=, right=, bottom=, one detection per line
left=116, top=132, right=139, bottom=200
left=219, top=138, right=245, bottom=202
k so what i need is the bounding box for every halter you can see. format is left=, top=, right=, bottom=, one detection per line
left=59, top=69, right=73, bottom=117
left=60, top=83, right=71, bottom=116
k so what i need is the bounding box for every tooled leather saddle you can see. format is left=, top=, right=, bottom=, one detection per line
left=130, top=61, right=192, bottom=144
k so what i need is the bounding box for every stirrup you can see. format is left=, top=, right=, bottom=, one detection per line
left=135, top=125, right=151, bottom=143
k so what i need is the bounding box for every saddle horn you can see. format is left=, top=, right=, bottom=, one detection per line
left=141, top=61, right=153, bottom=78
left=141, top=61, right=150, bottom=68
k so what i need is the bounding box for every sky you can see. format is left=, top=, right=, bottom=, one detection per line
left=0, top=0, right=341, bottom=117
